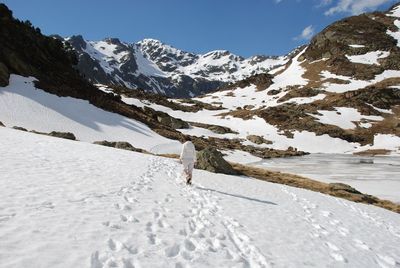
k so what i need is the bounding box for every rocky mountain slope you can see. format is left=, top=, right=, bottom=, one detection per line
left=64, top=36, right=287, bottom=97
left=0, top=3, right=301, bottom=161
left=177, top=3, right=400, bottom=155
left=1, top=2, right=399, bottom=158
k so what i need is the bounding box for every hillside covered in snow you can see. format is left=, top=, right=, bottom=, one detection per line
left=1, top=127, right=399, bottom=268
left=64, top=35, right=288, bottom=97
left=1, top=2, right=400, bottom=267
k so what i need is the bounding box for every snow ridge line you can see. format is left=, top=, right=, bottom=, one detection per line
left=163, top=158, right=271, bottom=268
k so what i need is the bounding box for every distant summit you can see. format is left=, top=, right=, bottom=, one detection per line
left=65, top=36, right=288, bottom=97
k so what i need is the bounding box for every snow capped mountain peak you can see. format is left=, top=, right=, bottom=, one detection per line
left=66, top=36, right=289, bottom=97
left=388, top=2, right=400, bottom=17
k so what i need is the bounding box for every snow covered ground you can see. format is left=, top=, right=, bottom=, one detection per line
left=1, top=127, right=400, bottom=268
left=0, top=75, right=181, bottom=154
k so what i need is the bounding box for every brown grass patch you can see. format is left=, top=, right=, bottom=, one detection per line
left=157, top=153, right=180, bottom=159
left=353, top=149, right=391, bottom=156
left=300, top=59, right=326, bottom=89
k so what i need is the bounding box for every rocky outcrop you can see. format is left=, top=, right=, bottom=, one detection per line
left=195, top=147, right=238, bottom=175
left=246, top=135, right=272, bottom=145
left=93, top=141, right=146, bottom=153
left=156, top=113, right=189, bottom=129
left=140, top=106, right=189, bottom=129
left=12, top=126, right=27, bottom=131
left=0, top=62, right=9, bottom=87
left=48, top=131, right=76, bottom=140
left=303, top=11, right=400, bottom=80
left=216, top=73, right=273, bottom=92
left=189, top=122, right=238, bottom=134
left=328, top=183, right=361, bottom=194
left=0, top=121, right=4, bottom=127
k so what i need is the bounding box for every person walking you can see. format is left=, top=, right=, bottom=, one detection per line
left=179, top=137, right=196, bottom=185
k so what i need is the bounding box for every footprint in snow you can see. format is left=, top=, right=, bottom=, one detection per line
left=353, top=239, right=370, bottom=250
left=122, top=259, right=135, bottom=268
left=107, top=238, right=122, bottom=252
left=184, top=238, right=196, bottom=252
left=165, top=243, right=180, bottom=258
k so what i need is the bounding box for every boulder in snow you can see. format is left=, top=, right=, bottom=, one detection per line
left=12, top=126, right=27, bottom=131
left=48, top=131, right=76, bottom=140
left=247, top=135, right=272, bottom=145
left=196, top=147, right=238, bottom=175
left=93, top=140, right=146, bottom=153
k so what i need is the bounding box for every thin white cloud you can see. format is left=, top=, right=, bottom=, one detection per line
left=318, top=0, right=333, bottom=6
left=324, top=0, right=394, bottom=15
left=294, top=25, right=315, bottom=41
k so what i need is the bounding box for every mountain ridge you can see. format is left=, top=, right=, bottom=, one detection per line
left=64, top=35, right=288, bottom=97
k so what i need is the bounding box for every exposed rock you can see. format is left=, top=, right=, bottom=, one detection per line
left=329, top=183, right=361, bottom=194
left=12, top=126, right=27, bottom=131
left=0, top=62, right=9, bottom=86
left=195, top=147, right=238, bottom=175
left=48, top=131, right=76, bottom=140
left=156, top=113, right=189, bottom=129
left=189, top=122, right=238, bottom=134
left=303, top=12, right=400, bottom=80
left=267, top=89, right=281, bottom=96
left=0, top=121, right=4, bottom=127
left=278, top=87, right=321, bottom=103
left=93, top=140, right=146, bottom=153
left=29, top=130, right=77, bottom=140
left=216, top=73, right=274, bottom=92
left=243, top=105, right=255, bottom=110
left=246, top=135, right=272, bottom=145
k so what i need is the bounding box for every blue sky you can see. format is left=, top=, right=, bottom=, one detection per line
left=1, top=0, right=397, bottom=57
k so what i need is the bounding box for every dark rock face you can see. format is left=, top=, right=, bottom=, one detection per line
left=12, top=126, right=27, bottom=131
left=329, top=183, right=362, bottom=194
left=48, top=131, right=76, bottom=140
left=195, top=147, right=237, bottom=175
left=303, top=12, right=400, bottom=80
left=0, top=62, right=9, bottom=87
left=304, top=14, right=396, bottom=61
left=0, top=121, right=4, bottom=127
left=0, top=4, right=81, bottom=90
left=156, top=114, right=189, bottom=129
left=246, top=135, right=272, bottom=145
left=217, top=73, right=273, bottom=92
left=93, top=140, right=145, bottom=152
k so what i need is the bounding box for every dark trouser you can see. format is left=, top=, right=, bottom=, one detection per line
left=182, top=160, right=194, bottom=185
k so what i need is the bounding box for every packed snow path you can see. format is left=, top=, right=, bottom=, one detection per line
left=0, top=128, right=399, bottom=268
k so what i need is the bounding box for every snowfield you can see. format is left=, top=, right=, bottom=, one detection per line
left=1, top=127, right=399, bottom=268
left=0, top=75, right=181, bottom=154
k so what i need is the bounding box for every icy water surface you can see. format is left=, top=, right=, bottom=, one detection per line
left=252, top=154, right=400, bottom=203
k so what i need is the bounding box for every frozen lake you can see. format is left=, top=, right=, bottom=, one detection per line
left=251, top=154, right=400, bottom=204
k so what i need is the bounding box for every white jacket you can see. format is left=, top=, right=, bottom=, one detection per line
left=180, top=141, right=197, bottom=162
